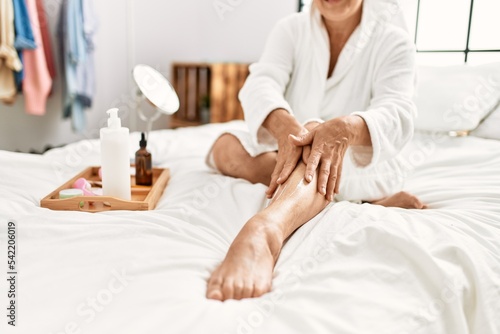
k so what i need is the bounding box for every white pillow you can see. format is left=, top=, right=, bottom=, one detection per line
left=471, top=103, right=500, bottom=140
left=414, top=63, right=500, bottom=132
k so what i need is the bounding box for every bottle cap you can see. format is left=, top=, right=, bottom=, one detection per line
left=139, top=132, right=147, bottom=148
left=106, top=108, right=121, bottom=128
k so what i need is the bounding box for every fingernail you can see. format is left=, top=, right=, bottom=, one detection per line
left=306, top=174, right=312, bottom=182
left=321, top=187, right=326, bottom=195
left=277, top=177, right=281, bottom=183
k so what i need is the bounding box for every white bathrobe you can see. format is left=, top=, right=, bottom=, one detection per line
left=232, top=0, right=416, bottom=201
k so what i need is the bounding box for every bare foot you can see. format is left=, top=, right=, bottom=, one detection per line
left=371, top=191, right=426, bottom=209
left=206, top=216, right=283, bottom=301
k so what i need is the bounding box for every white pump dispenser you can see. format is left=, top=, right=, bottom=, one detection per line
left=100, top=108, right=131, bottom=200
left=107, top=108, right=121, bottom=128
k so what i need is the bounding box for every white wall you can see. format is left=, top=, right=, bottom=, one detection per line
left=0, top=0, right=297, bottom=152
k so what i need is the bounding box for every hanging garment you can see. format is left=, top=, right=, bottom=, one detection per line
left=13, top=0, right=37, bottom=91
left=36, top=0, right=56, bottom=79
left=23, top=0, right=52, bottom=115
left=58, top=0, right=97, bottom=132
left=0, top=0, right=23, bottom=103
left=13, top=0, right=36, bottom=50
left=79, top=0, right=97, bottom=106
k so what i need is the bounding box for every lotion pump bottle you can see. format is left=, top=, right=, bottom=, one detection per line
left=100, top=108, right=131, bottom=200
left=135, top=132, right=153, bottom=186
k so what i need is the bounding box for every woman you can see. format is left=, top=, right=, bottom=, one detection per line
left=206, top=0, right=425, bottom=301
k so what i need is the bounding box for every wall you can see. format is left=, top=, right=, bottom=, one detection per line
left=0, top=0, right=297, bottom=152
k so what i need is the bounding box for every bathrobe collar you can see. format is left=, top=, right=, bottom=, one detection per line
left=311, top=0, right=409, bottom=88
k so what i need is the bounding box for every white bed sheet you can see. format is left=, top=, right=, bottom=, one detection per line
left=0, top=121, right=499, bottom=334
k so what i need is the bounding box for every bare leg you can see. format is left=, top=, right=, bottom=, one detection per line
left=206, top=162, right=328, bottom=300
left=212, top=134, right=425, bottom=210
left=207, top=134, right=426, bottom=301
left=212, top=133, right=276, bottom=185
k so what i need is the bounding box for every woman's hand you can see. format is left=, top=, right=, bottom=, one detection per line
left=263, top=109, right=309, bottom=199
left=290, top=116, right=371, bottom=201
left=301, top=121, right=321, bottom=163
left=266, top=126, right=308, bottom=198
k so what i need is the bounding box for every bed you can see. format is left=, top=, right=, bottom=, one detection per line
left=0, top=118, right=499, bottom=334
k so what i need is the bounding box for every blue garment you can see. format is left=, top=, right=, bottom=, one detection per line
left=58, top=0, right=97, bottom=132
left=13, top=0, right=36, bottom=49
left=13, top=0, right=37, bottom=89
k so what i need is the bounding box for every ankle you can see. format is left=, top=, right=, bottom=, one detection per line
left=245, top=215, right=284, bottom=260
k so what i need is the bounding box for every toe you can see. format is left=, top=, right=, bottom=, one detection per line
left=253, top=281, right=271, bottom=298
left=240, top=282, right=254, bottom=300
left=206, top=286, right=224, bottom=301
left=207, top=289, right=223, bottom=301
left=221, top=279, right=235, bottom=301
left=207, top=274, right=224, bottom=301
left=412, top=196, right=425, bottom=209
left=233, top=280, right=245, bottom=300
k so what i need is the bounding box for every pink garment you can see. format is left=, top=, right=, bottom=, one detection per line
left=36, top=0, right=56, bottom=79
left=23, top=0, right=52, bottom=115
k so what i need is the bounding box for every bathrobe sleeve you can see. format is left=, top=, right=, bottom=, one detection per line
left=239, top=16, right=296, bottom=145
left=350, top=29, right=417, bottom=167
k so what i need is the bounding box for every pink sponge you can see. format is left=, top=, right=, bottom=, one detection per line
left=72, top=178, right=96, bottom=196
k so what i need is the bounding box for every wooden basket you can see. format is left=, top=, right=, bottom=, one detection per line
left=40, top=166, right=170, bottom=212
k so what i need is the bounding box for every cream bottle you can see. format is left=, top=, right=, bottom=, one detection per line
left=100, top=108, right=131, bottom=200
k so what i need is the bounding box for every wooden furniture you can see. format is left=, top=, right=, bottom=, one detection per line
left=170, top=62, right=250, bottom=127
left=40, top=167, right=170, bottom=212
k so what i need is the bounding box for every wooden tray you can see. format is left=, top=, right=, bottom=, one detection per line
left=40, top=166, right=170, bottom=212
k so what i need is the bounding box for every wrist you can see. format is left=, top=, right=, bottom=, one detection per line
left=263, top=109, right=305, bottom=140
left=326, top=115, right=371, bottom=146
left=343, top=115, right=372, bottom=146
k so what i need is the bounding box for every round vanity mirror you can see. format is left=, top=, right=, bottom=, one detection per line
left=133, top=64, right=180, bottom=115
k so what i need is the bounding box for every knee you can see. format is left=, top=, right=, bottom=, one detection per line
left=212, top=134, right=245, bottom=176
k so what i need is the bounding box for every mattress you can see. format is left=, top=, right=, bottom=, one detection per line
left=0, top=121, right=499, bottom=334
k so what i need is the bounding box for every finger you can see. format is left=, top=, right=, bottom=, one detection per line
left=305, top=144, right=323, bottom=182
left=277, top=149, right=302, bottom=184
left=266, top=175, right=279, bottom=198
left=325, top=165, right=338, bottom=202
left=317, top=158, right=331, bottom=196
left=334, top=154, right=343, bottom=195
left=302, top=146, right=311, bottom=164
left=289, top=132, right=314, bottom=147
left=266, top=159, right=285, bottom=198
left=333, top=142, right=348, bottom=195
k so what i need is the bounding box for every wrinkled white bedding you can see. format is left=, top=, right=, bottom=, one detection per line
left=0, top=121, right=499, bottom=334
